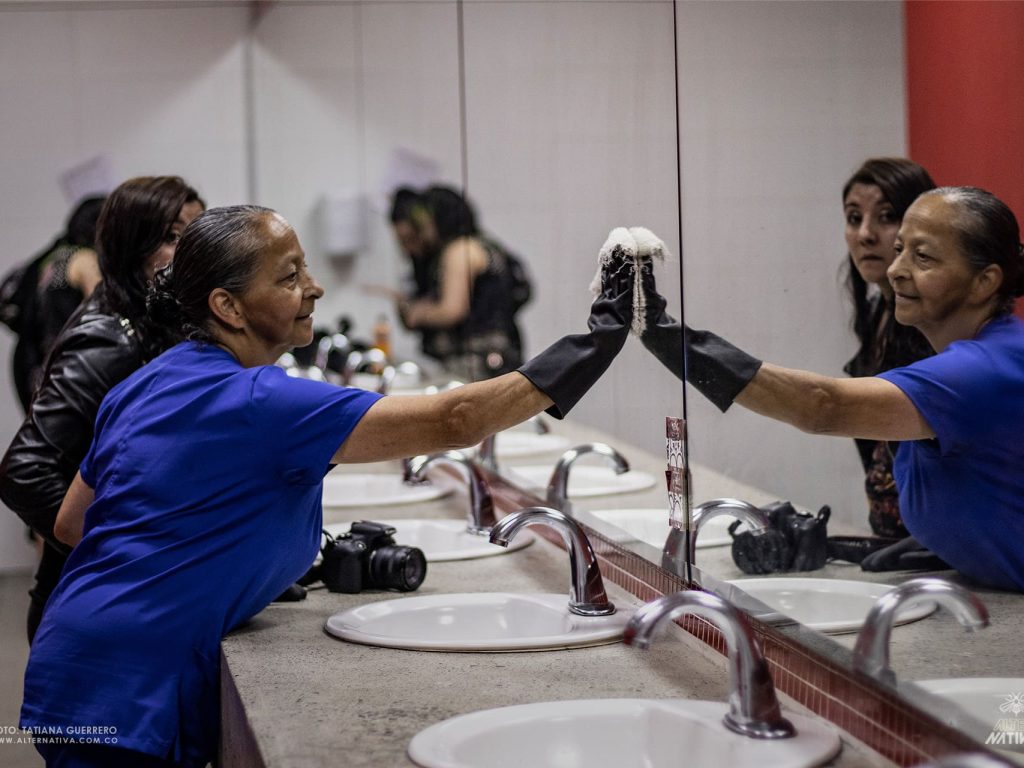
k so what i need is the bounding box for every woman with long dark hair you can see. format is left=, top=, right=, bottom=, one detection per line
left=839, top=158, right=936, bottom=538
left=0, top=176, right=204, bottom=642
left=391, top=185, right=530, bottom=380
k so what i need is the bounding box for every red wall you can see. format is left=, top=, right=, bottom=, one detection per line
left=904, top=0, right=1024, bottom=317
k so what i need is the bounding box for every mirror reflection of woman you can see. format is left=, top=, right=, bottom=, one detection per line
left=641, top=187, right=1024, bottom=591
left=840, top=158, right=936, bottom=540
left=20, top=206, right=633, bottom=767
left=385, top=185, right=529, bottom=381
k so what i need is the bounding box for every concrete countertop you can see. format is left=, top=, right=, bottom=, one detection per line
left=222, top=451, right=889, bottom=767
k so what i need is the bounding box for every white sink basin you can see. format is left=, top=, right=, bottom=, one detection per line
left=477, top=432, right=572, bottom=458
left=728, top=578, right=937, bottom=634
left=322, top=519, right=532, bottom=562
left=325, top=593, right=632, bottom=651
left=587, top=508, right=737, bottom=549
left=916, top=678, right=1024, bottom=755
left=407, top=698, right=841, bottom=768
left=322, top=472, right=453, bottom=508
left=509, top=465, right=657, bottom=498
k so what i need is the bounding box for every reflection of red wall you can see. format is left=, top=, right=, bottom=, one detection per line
left=904, top=0, right=1024, bottom=317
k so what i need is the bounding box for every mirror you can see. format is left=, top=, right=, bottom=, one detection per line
left=2, top=0, right=1012, bottom=757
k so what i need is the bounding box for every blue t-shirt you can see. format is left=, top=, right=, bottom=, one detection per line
left=878, top=315, right=1024, bottom=591
left=20, top=342, right=382, bottom=765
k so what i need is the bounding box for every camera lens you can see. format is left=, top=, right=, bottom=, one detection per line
left=368, top=545, right=427, bottom=592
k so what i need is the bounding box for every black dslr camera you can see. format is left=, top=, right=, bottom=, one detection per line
left=321, top=521, right=427, bottom=594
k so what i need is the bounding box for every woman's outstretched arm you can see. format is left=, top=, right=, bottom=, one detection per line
left=333, top=371, right=552, bottom=463
left=734, top=363, right=934, bottom=441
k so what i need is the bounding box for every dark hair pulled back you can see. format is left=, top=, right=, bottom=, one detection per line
left=922, top=186, right=1024, bottom=315
left=147, top=205, right=276, bottom=348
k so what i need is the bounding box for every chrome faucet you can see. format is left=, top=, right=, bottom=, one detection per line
left=314, top=332, right=350, bottom=374
left=527, top=415, right=549, bottom=434
left=663, top=498, right=771, bottom=574
left=277, top=352, right=326, bottom=381
left=478, top=433, right=499, bottom=472
left=401, top=455, right=430, bottom=485
left=853, top=577, right=989, bottom=683
left=410, top=451, right=496, bottom=535
left=478, top=416, right=551, bottom=472
left=342, top=348, right=395, bottom=393
left=546, top=443, right=629, bottom=510
left=623, top=590, right=796, bottom=740
left=489, top=506, right=616, bottom=616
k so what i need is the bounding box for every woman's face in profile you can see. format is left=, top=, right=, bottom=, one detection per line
left=889, top=194, right=979, bottom=336
left=844, top=183, right=900, bottom=289
left=236, top=214, right=325, bottom=359
left=144, top=199, right=204, bottom=281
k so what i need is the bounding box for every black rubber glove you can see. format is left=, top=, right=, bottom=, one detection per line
left=630, top=229, right=762, bottom=412
left=518, top=231, right=635, bottom=419
left=860, top=535, right=950, bottom=572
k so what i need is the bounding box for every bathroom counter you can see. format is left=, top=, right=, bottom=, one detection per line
left=221, top=453, right=890, bottom=767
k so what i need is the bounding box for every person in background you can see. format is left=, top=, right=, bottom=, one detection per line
left=22, top=206, right=635, bottom=767
left=840, top=158, right=937, bottom=539
left=0, top=176, right=204, bottom=643
left=639, top=187, right=1024, bottom=590
left=0, top=195, right=106, bottom=411
left=386, top=185, right=531, bottom=380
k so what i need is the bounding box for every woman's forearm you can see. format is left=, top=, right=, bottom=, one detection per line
left=735, top=363, right=934, bottom=441
left=334, top=372, right=553, bottom=463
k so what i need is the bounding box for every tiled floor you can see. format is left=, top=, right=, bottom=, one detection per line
left=0, top=570, right=43, bottom=767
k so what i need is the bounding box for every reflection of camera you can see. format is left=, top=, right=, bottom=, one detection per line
left=321, top=521, right=427, bottom=594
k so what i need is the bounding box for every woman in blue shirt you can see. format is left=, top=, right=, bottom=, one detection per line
left=22, top=206, right=637, bottom=768
left=640, top=186, right=1024, bottom=591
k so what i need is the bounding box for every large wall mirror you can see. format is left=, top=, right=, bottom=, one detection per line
left=1, top=0, right=1016, bottom=758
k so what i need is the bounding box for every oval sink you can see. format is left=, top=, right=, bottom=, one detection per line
left=324, top=593, right=632, bottom=651
left=407, top=698, right=841, bottom=768
left=509, top=465, right=657, bottom=498
left=321, top=519, right=532, bottom=562
left=588, top=508, right=737, bottom=549
left=728, top=578, right=937, bottom=634
left=917, top=678, right=1024, bottom=736
left=322, top=472, right=453, bottom=508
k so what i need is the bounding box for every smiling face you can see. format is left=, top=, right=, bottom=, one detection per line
left=844, top=183, right=901, bottom=290
left=143, top=199, right=204, bottom=281
left=234, top=214, right=324, bottom=362
left=887, top=194, right=997, bottom=349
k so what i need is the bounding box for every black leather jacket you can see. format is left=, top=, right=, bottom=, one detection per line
left=0, top=296, right=145, bottom=551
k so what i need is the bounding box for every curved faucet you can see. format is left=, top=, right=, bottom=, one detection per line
left=478, top=433, right=500, bottom=472
left=278, top=352, right=326, bottom=381
left=401, top=455, right=430, bottom=486
left=411, top=451, right=496, bottom=535
left=314, top=332, right=350, bottom=373
left=489, top=506, right=615, bottom=616
left=546, top=443, right=629, bottom=510
left=527, top=415, right=549, bottom=434
left=662, top=498, right=770, bottom=574
left=478, top=416, right=551, bottom=472
left=853, top=577, right=989, bottom=683
left=623, top=590, right=796, bottom=740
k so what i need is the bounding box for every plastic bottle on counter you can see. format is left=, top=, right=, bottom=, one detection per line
left=372, top=313, right=392, bottom=361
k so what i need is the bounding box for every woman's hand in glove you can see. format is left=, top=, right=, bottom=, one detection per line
left=627, top=227, right=762, bottom=412
left=517, top=228, right=637, bottom=418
